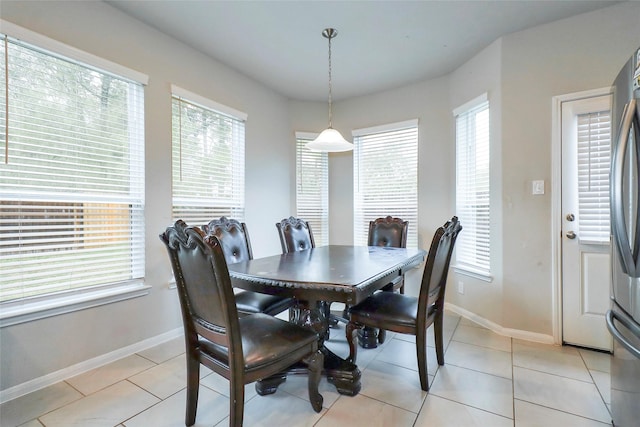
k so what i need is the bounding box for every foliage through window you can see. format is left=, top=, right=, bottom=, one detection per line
left=171, top=87, right=245, bottom=226
left=455, top=95, right=490, bottom=274
left=0, top=34, right=145, bottom=304
left=296, top=133, right=328, bottom=246
left=353, top=120, right=418, bottom=248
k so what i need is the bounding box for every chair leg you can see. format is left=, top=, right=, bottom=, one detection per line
left=185, top=353, right=200, bottom=426
left=229, top=374, right=245, bottom=427
left=416, top=332, right=429, bottom=391
left=304, top=349, right=324, bottom=412
left=341, top=304, right=350, bottom=320
left=325, top=301, right=338, bottom=328
left=434, top=311, right=445, bottom=365
left=345, top=321, right=361, bottom=363
left=377, top=329, right=386, bottom=344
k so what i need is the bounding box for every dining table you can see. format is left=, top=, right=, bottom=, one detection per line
left=227, top=244, right=426, bottom=396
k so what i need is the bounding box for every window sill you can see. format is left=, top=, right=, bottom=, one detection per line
left=0, top=281, right=150, bottom=328
left=452, top=265, right=493, bottom=283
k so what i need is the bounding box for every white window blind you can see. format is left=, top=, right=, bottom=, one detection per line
left=296, top=133, right=329, bottom=246
left=353, top=120, right=418, bottom=248
left=171, top=89, right=245, bottom=226
left=577, top=110, right=611, bottom=243
left=0, top=35, right=146, bottom=304
left=455, top=98, right=490, bottom=273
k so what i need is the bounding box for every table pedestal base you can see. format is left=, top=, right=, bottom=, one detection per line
left=283, top=347, right=362, bottom=396
left=281, top=301, right=362, bottom=396
left=255, top=373, right=287, bottom=396
left=358, top=327, right=380, bottom=348
left=324, top=348, right=362, bottom=396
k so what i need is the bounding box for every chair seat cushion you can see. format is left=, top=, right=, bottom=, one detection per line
left=348, top=292, right=418, bottom=330
left=200, top=313, right=318, bottom=371
left=234, top=290, right=295, bottom=316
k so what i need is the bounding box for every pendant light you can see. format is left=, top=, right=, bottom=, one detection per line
left=306, top=28, right=353, bottom=152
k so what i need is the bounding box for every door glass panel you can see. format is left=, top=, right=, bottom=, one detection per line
left=577, top=110, right=611, bottom=244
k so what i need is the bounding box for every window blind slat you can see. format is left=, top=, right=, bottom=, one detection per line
left=296, top=136, right=328, bottom=246
left=171, top=95, right=245, bottom=226
left=577, top=110, right=611, bottom=242
left=353, top=122, right=418, bottom=248
left=0, top=34, right=145, bottom=304
left=455, top=100, right=490, bottom=273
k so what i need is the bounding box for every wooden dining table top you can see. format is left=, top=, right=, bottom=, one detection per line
left=227, top=245, right=426, bottom=305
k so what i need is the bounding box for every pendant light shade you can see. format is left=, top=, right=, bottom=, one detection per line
left=308, top=128, right=353, bottom=152
left=306, top=28, right=353, bottom=152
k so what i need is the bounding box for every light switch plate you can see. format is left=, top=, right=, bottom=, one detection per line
left=532, top=180, right=545, bottom=195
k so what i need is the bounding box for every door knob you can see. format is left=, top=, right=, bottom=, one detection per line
left=566, top=231, right=577, bottom=239
left=566, top=213, right=575, bottom=221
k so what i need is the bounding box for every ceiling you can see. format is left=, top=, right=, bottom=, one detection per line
left=105, top=0, right=620, bottom=102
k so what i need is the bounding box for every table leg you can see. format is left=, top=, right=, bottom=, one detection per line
left=290, top=300, right=329, bottom=345
left=358, top=327, right=380, bottom=348
left=323, top=347, right=362, bottom=396
left=255, top=372, right=287, bottom=396
left=290, top=300, right=362, bottom=396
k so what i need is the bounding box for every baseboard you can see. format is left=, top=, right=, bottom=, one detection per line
left=445, top=303, right=555, bottom=345
left=0, top=327, right=183, bottom=404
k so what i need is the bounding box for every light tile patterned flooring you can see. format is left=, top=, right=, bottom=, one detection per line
left=0, top=312, right=613, bottom=427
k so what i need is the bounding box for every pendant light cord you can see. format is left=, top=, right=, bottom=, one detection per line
left=327, top=33, right=333, bottom=129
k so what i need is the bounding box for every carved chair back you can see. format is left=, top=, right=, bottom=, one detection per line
left=204, top=216, right=253, bottom=264
left=276, top=216, right=316, bottom=253
left=368, top=216, right=408, bottom=248
left=418, top=216, right=462, bottom=321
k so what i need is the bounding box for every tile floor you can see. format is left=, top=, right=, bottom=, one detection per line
left=0, top=312, right=613, bottom=427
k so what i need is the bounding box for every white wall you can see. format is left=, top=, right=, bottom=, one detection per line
left=0, top=0, right=293, bottom=392
left=496, top=3, right=639, bottom=335
left=447, top=38, right=505, bottom=326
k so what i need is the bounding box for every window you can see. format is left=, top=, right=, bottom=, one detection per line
left=577, top=110, right=611, bottom=243
left=0, top=29, right=146, bottom=319
left=296, top=132, right=329, bottom=246
left=353, top=120, right=418, bottom=248
left=171, top=86, right=246, bottom=225
left=455, top=94, right=490, bottom=274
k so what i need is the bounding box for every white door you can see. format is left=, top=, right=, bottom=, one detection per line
left=561, top=93, right=613, bottom=351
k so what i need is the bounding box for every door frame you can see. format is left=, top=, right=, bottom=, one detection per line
left=551, top=87, right=612, bottom=346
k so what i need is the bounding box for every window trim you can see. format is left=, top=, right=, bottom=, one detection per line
left=0, top=281, right=150, bottom=327
left=0, top=22, right=148, bottom=327
left=1, top=20, right=148, bottom=85
left=171, top=85, right=247, bottom=121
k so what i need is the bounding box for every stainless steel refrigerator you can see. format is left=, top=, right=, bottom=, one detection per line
left=607, top=46, right=640, bottom=427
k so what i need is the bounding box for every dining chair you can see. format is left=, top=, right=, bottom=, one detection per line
left=346, top=216, right=462, bottom=391
left=368, top=216, right=409, bottom=293
left=160, top=221, right=323, bottom=427
left=203, top=216, right=295, bottom=317
left=275, top=216, right=315, bottom=253
left=366, top=216, right=409, bottom=346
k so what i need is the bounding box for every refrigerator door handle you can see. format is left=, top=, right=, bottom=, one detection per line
left=611, top=99, right=639, bottom=276
left=606, top=309, right=640, bottom=359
